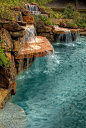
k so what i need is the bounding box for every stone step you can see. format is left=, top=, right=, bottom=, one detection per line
left=16, top=36, right=53, bottom=59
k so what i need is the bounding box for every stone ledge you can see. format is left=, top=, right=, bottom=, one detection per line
left=16, top=36, right=53, bottom=59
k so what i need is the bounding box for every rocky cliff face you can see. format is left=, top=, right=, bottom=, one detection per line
left=0, top=21, right=36, bottom=109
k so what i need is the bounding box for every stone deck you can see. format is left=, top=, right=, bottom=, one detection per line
left=16, top=36, right=53, bottom=59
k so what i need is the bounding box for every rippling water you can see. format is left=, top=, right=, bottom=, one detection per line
left=11, top=36, right=86, bottom=128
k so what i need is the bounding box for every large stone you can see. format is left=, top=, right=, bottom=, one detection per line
left=0, top=67, right=11, bottom=89
left=37, top=26, right=52, bottom=33
left=17, top=21, right=27, bottom=26
left=2, top=21, right=24, bottom=32
left=23, top=16, right=34, bottom=24
left=22, top=10, right=31, bottom=16
left=11, top=81, right=16, bottom=95
left=0, top=23, right=2, bottom=29
left=16, top=36, right=53, bottom=59
left=58, top=21, right=66, bottom=28
left=38, top=33, right=54, bottom=44
left=10, top=31, right=24, bottom=38
left=12, top=39, right=21, bottom=52
left=0, top=28, right=13, bottom=52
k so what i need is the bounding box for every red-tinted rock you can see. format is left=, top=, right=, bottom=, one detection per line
left=23, top=16, right=34, bottom=24
left=16, top=36, right=53, bottom=59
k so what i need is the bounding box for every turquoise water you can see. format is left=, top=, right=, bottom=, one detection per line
left=11, top=36, right=86, bottom=128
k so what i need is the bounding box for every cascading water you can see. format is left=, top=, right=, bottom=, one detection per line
left=55, top=30, right=72, bottom=43
left=25, top=4, right=41, bottom=17
left=26, top=5, right=38, bottom=11
left=18, top=25, right=37, bottom=73
left=65, top=31, right=72, bottom=43
left=16, top=12, right=23, bottom=22
left=21, top=26, right=36, bottom=44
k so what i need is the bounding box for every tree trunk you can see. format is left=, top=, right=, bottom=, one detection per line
left=75, top=0, right=79, bottom=11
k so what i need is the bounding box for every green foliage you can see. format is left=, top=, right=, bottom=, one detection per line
left=38, top=14, right=52, bottom=25
left=80, top=13, right=86, bottom=23
left=0, top=0, right=53, bottom=21
left=0, top=0, right=27, bottom=21
left=73, top=11, right=80, bottom=23
left=54, top=13, right=64, bottom=19
left=64, top=3, right=74, bottom=19
left=76, top=20, right=86, bottom=28
left=31, top=14, right=36, bottom=20
left=41, top=6, right=54, bottom=18
left=66, top=21, right=77, bottom=28
left=0, top=47, right=10, bottom=67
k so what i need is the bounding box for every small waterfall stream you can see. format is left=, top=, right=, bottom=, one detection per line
left=16, top=12, right=23, bottom=22
left=18, top=25, right=36, bottom=73
left=25, top=5, right=38, bottom=11
left=25, top=4, right=41, bottom=17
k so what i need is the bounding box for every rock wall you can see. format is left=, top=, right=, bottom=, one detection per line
left=34, top=22, right=55, bottom=44
left=0, top=21, right=36, bottom=109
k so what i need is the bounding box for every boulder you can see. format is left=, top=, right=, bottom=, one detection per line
left=22, top=10, right=31, bottom=16
left=12, top=39, right=21, bottom=52
left=59, top=21, right=66, bottom=28
left=0, top=28, right=13, bottom=52
left=23, top=16, right=34, bottom=24
left=37, top=26, right=52, bottom=33
left=10, top=30, right=24, bottom=38
left=2, top=21, right=24, bottom=32
left=0, top=23, right=2, bottom=29
left=11, top=81, right=16, bottom=95
left=38, top=33, right=54, bottom=44
left=0, top=66, right=12, bottom=89
left=17, top=21, right=27, bottom=26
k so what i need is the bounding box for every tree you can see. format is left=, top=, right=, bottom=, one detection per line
left=75, top=0, right=79, bottom=11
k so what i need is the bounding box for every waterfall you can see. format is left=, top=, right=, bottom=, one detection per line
left=25, top=4, right=41, bottom=16
left=25, top=5, right=38, bottom=11
left=55, top=31, right=72, bottom=43
left=65, top=31, right=72, bottom=43
left=18, top=25, right=37, bottom=73
left=16, top=12, right=23, bottom=22
left=76, top=30, right=80, bottom=42
left=19, top=59, right=24, bottom=73
left=21, top=25, right=36, bottom=44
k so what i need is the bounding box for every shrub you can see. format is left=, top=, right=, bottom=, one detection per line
left=0, top=0, right=27, bottom=21
left=80, top=13, right=86, bottom=23
left=41, top=6, right=54, bottom=18
left=64, top=3, right=74, bottom=19
left=73, top=11, right=80, bottom=23
left=38, top=14, right=52, bottom=25
left=0, top=47, right=10, bottom=67
left=54, top=13, right=64, bottom=19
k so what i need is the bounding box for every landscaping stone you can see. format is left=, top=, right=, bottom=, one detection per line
left=0, top=28, right=13, bottom=52
left=2, top=21, right=24, bottom=32
left=23, top=16, right=34, bottom=24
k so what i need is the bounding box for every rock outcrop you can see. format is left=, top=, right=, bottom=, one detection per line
left=35, top=25, right=55, bottom=44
